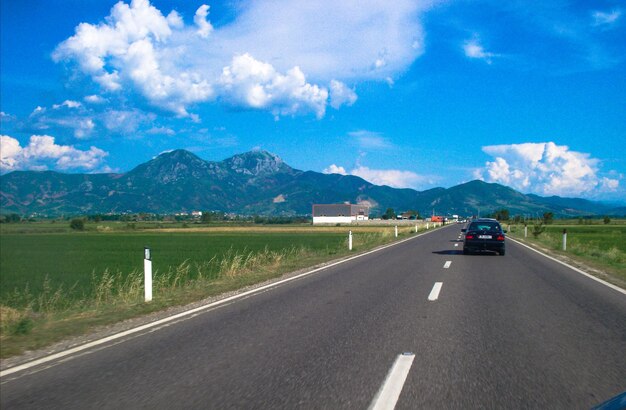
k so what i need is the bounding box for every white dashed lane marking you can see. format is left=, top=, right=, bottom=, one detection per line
left=369, top=353, right=415, bottom=410
left=428, top=282, right=443, bottom=301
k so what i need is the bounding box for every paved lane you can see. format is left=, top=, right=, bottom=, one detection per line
left=2, top=225, right=625, bottom=409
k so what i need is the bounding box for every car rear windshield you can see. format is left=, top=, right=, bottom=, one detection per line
left=468, top=222, right=501, bottom=232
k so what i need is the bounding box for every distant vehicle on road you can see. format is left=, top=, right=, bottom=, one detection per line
left=462, top=218, right=506, bottom=255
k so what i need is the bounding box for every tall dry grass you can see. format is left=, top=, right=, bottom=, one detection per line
left=1, top=245, right=317, bottom=338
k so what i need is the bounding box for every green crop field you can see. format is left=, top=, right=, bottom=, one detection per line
left=0, top=230, right=347, bottom=303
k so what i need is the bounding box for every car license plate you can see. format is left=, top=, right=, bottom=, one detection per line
left=478, top=235, right=492, bottom=239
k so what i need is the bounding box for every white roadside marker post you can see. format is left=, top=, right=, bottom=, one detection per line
left=415, top=224, right=418, bottom=233
left=426, top=223, right=429, bottom=230
left=563, top=228, right=567, bottom=251
left=395, top=225, right=398, bottom=238
left=144, top=247, right=153, bottom=302
left=349, top=230, right=353, bottom=251
left=525, top=225, right=528, bottom=238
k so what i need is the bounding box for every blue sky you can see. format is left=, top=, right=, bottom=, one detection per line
left=1, top=0, right=625, bottom=201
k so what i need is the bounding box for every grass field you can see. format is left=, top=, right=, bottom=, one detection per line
left=0, top=221, right=426, bottom=357
left=507, top=222, right=626, bottom=284
left=0, top=231, right=346, bottom=302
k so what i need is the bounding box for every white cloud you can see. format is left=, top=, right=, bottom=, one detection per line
left=27, top=102, right=97, bottom=139
left=463, top=35, right=498, bottom=64
left=323, top=162, right=425, bottom=189
left=323, top=164, right=347, bottom=175
left=53, top=100, right=82, bottom=109
left=102, top=109, right=154, bottom=134
left=329, top=80, right=357, bottom=109
left=146, top=126, right=175, bottom=136
left=0, top=135, right=22, bottom=170
left=349, top=130, right=392, bottom=149
left=219, top=53, right=328, bottom=118
left=53, top=0, right=435, bottom=118
left=0, top=135, right=108, bottom=173
left=350, top=166, right=423, bottom=188
left=194, top=4, right=213, bottom=38
left=84, top=95, right=106, bottom=104
left=592, top=9, right=621, bottom=28
left=478, top=142, right=620, bottom=197
left=1, top=111, right=16, bottom=122
left=74, top=118, right=96, bottom=139
left=221, top=0, right=431, bottom=81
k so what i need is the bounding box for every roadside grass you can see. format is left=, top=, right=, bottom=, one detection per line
left=506, top=223, right=626, bottom=286
left=0, top=223, right=430, bottom=358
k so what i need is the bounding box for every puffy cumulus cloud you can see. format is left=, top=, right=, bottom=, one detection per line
left=463, top=35, right=498, bottom=64
left=53, top=0, right=213, bottom=117
left=0, top=135, right=108, bottom=173
left=323, top=164, right=347, bottom=175
left=0, top=136, right=22, bottom=170
left=323, top=163, right=425, bottom=189
left=194, top=4, right=213, bottom=38
left=477, top=142, right=620, bottom=197
left=53, top=0, right=435, bottom=119
left=329, top=80, right=357, bottom=109
left=219, top=53, right=328, bottom=118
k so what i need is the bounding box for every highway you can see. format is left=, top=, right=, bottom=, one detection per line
left=2, top=225, right=625, bottom=409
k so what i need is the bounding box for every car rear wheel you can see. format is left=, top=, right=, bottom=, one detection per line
left=499, top=249, right=506, bottom=256
left=463, top=248, right=470, bottom=255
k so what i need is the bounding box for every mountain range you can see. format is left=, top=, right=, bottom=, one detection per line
left=1, top=149, right=623, bottom=217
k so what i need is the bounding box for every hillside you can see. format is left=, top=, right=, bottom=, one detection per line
left=0, top=149, right=620, bottom=217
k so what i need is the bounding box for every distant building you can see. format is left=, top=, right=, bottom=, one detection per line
left=312, top=204, right=370, bottom=224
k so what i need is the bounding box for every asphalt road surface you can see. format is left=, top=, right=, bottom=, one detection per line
left=2, top=225, right=625, bottom=409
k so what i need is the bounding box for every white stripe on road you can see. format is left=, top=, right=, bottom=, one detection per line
left=444, top=261, right=452, bottom=268
left=454, top=243, right=459, bottom=247
left=369, top=353, right=415, bottom=410
left=428, top=282, right=443, bottom=301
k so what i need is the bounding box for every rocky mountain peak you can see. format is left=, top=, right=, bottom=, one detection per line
left=224, top=150, right=291, bottom=176
left=127, top=149, right=209, bottom=183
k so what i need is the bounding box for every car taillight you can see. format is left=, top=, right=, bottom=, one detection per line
left=497, top=234, right=505, bottom=241
left=465, top=234, right=475, bottom=239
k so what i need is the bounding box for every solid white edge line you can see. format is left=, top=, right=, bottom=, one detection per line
left=369, top=353, right=415, bottom=410
left=508, top=237, right=626, bottom=296
left=444, top=261, right=452, bottom=268
left=1, top=226, right=448, bottom=378
left=428, top=282, right=443, bottom=301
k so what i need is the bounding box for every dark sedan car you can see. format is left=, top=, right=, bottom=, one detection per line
left=462, top=218, right=506, bottom=255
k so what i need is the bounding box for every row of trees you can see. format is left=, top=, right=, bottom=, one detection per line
left=379, top=208, right=421, bottom=220
left=2, top=209, right=615, bottom=226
